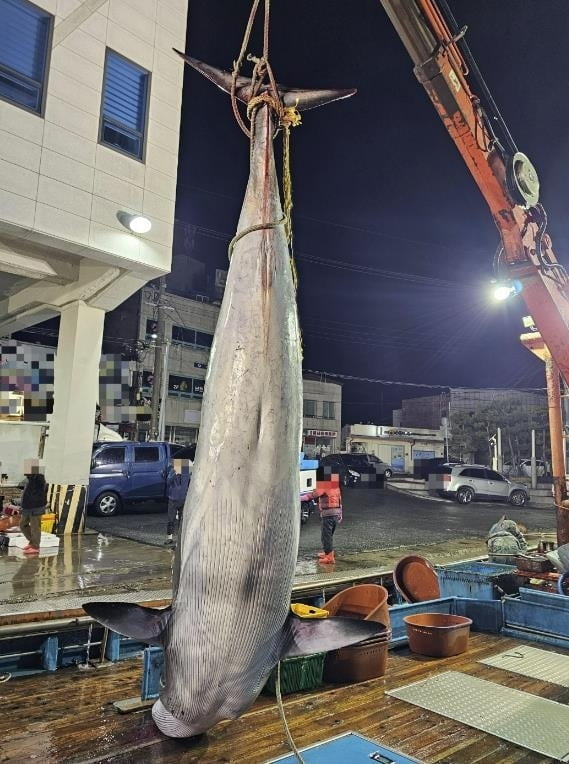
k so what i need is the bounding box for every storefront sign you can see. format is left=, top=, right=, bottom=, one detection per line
left=304, top=429, right=337, bottom=438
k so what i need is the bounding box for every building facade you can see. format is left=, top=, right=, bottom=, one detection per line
left=106, top=288, right=343, bottom=449
left=397, top=388, right=547, bottom=430
left=0, top=0, right=188, bottom=501
left=342, top=423, right=444, bottom=473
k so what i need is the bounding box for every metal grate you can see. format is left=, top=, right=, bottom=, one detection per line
left=387, top=670, right=569, bottom=761
left=480, top=644, right=569, bottom=687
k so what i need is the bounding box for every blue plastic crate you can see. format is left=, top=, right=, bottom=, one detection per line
left=269, top=732, right=421, bottom=763
left=437, top=561, right=519, bottom=600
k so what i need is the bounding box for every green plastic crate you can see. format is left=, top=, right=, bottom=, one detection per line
left=263, top=652, right=325, bottom=696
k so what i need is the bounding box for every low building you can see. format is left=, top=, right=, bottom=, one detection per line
left=302, top=374, right=342, bottom=457
left=342, top=423, right=445, bottom=473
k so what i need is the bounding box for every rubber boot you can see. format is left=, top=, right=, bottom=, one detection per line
left=319, top=552, right=335, bottom=564
left=317, top=551, right=327, bottom=559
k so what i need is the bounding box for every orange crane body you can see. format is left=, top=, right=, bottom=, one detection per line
left=379, top=0, right=569, bottom=538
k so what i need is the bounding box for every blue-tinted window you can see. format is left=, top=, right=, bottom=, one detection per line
left=0, top=0, right=52, bottom=114
left=100, top=50, right=149, bottom=160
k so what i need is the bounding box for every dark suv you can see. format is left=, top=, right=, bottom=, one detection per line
left=341, top=453, right=393, bottom=479
left=320, top=454, right=361, bottom=487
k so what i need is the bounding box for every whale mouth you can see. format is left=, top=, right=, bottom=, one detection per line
left=152, top=698, right=214, bottom=739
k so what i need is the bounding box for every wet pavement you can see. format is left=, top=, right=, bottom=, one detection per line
left=0, top=488, right=555, bottom=620
left=87, top=486, right=556, bottom=556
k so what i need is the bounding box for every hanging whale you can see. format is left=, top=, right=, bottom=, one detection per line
left=83, top=56, right=382, bottom=738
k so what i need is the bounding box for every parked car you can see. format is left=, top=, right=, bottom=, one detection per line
left=429, top=464, right=529, bottom=506
left=320, top=454, right=361, bottom=487
left=89, top=441, right=181, bottom=516
left=341, top=452, right=393, bottom=479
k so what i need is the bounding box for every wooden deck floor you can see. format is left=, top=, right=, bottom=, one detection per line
left=1, top=632, right=565, bottom=763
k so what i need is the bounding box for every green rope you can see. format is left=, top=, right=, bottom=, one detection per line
left=227, top=216, right=286, bottom=261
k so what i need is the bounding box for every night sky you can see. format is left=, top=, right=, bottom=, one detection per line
left=172, top=1, right=569, bottom=425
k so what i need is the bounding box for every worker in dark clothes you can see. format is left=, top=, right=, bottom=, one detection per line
left=314, top=474, right=342, bottom=564
left=20, top=468, right=47, bottom=555
left=166, top=459, right=191, bottom=546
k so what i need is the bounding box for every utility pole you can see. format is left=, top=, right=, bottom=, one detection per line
left=150, top=277, right=166, bottom=440
left=157, top=339, right=170, bottom=441
left=496, top=427, right=503, bottom=473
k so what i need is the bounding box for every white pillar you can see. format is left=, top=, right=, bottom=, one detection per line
left=44, top=301, right=105, bottom=532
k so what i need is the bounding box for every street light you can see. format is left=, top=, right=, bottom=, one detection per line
left=117, top=211, right=152, bottom=234
left=490, top=279, right=522, bottom=302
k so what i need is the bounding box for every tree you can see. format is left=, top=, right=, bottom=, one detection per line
left=449, top=401, right=549, bottom=467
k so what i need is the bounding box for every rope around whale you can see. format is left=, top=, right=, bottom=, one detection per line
left=275, top=661, right=306, bottom=764
left=228, top=0, right=301, bottom=290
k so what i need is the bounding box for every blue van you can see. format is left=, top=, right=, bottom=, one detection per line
left=89, top=441, right=182, bottom=516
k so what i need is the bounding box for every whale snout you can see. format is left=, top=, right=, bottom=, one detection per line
left=152, top=698, right=222, bottom=739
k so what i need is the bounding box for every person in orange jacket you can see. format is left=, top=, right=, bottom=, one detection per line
left=313, top=476, right=342, bottom=564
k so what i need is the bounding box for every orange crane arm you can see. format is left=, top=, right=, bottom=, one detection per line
left=379, top=0, right=569, bottom=382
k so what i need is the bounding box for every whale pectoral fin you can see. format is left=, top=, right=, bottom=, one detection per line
left=83, top=602, right=172, bottom=645
left=278, top=614, right=386, bottom=659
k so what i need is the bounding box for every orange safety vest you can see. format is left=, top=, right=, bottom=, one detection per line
left=315, top=486, right=342, bottom=517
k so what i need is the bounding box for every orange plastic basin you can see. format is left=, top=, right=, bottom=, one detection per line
left=403, top=612, right=472, bottom=657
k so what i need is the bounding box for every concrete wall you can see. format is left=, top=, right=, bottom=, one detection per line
left=0, top=421, right=45, bottom=484
left=0, top=0, right=188, bottom=325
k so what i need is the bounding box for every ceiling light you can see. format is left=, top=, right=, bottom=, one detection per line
left=117, top=211, right=152, bottom=234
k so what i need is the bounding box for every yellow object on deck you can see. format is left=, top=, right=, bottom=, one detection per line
left=290, top=603, right=329, bottom=619
left=41, top=513, right=56, bottom=534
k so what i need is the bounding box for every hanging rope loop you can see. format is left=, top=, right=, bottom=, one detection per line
left=228, top=0, right=301, bottom=293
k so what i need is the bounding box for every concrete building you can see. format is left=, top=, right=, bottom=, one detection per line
left=397, top=388, right=547, bottom=430
left=105, top=288, right=343, bottom=450
left=301, top=373, right=342, bottom=457
left=342, top=423, right=445, bottom=473
left=0, top=0, right=188, bottom=528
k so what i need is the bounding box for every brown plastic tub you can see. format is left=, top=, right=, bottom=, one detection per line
left=324, top=626, right=391, bottom=683
left=403, top=613, right=472, bottom=657
left=324, top=584, right=390, bottom=628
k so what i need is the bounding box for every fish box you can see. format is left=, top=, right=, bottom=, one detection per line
left=262, top=652, right=325, bottom=696
left=436, top=561, right=520, bottom=600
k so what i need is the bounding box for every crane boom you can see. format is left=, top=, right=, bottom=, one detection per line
left=379, top=0, right=569, bottom=381
left=378, top=0, right=569, bottom=535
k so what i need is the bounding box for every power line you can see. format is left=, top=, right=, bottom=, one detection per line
left=176, top=221, right=464, bottom=289
left=176, top=184, right=462, bottom=255
left=8, top=329, right=546, bottom=392
left=304, top=368, right=546, bottom=392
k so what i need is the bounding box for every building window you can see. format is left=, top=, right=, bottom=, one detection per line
left=303, top=399, right=317, bottom=418
left=322, top=401, right=335, bottom=420
left=0, top=0, right=52, bottom=114
left=172, top=325, right=214, bottom=350
left=145, top=319, right=158, bottom=339
left=100, top=50, right=149, bottom=160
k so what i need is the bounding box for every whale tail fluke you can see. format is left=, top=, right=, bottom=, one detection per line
left=175, top=51, right=356, bottom=113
